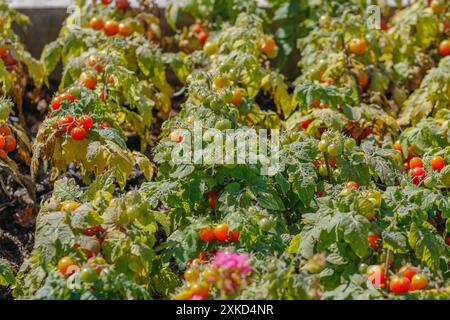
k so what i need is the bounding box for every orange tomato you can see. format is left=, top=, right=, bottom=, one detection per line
left=199, top=227, right=215, bottom=242
left=213, top=224, right=229, bottom=242
left=348, top=38, right=367, bottom=55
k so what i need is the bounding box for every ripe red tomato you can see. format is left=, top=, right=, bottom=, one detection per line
left=119, top=22, right=134, bottom=37
left=380, top=19, right=389, bottom=31
left=70, top=127, right=88, bottom=141
left=100, top=121, right=111, bottom=129
left=0, top=127, right=8, bottom=136
left=214, top=224, right=229, bottom=242
left=83, top=227, right=97, bottom=237
left=80, top=72, right=97, bottom=90
left=409, top=157, right=423, bottom=169
left=208, top=192, right=216, bottom=209
left=439, top=40, right=450, bottom=57
left=77, top=115, right=93, bottom=130
left=368, top=235, right=381, bottom=251
left=0, top=149, right=6, bottom=159
left=57, top=256, right=77, bottom=275
left=348, top=38, right=367, bottom=55
left=115, top=0, right=129, bottom=10
left=399, top=265, right=416, bottom=280
left=430, top=156, right=445, bottom=171
left=198, top=31, right=208, bottom=45
left=258, top=36, right=276, bottom=54
left=89, top=17, right=104, bottom=31
left=389, top=275, right=410, bottom=294
left=299, top=118, right=313, bottom=130
left=101, top=0, right=111, bottom=4
left=230, top=230, right=240, bottom=242
left=316, top=190, right=325, bottom=197
left=57, top=115, right=75, bottom=132
left=410, top=167, right=427, bottom=185
left=0, top=135, right=4, bottom=149
left=199, top=227, right=215, bottom=242
left=358, top=72, right=369, bottom=89
left=367, top=265, right=385, bottom=286
left=345, top=181, right=360, bottom=190
left=410, top=274, right=428, bottom=290
left=60, top=92, right=74, bottom=104
left=51, top=96, right=63, bottom=110
left=104, top=20, right=119, bottom=36
left=4, top=135, right=16, bottom=152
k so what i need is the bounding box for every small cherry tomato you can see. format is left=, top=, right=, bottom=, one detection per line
left=409, top=157, right=423, bottom=170
left=213, top=224, right=229, bottom=242
left=71, top=127, right=88, bottom=141
left=430, top=156, right=445, bottom=171
left=389, top=275, right=410, bottom=294
left=4, top=135, right=16, bottom=152
left=199, top=227, right=215, bottom=242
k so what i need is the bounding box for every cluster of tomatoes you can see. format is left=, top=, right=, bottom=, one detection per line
left=174, top=251, right=222, bottom=300
left=0, top=126, right=17, bottom=159
left=314, top=132, right=357, bottom=178
left=366, top=264, right=429, bottom=294
left=57, top=255, right=107, bottom=284
left=54, top=113, right=94, bottom=141
left=89, top=1, right=132, bottom=36
left=0, top=46, right=17, bottom=71
left=175, top=265, right=219, bottom=300
left=90, top=16, right=135, bottom=37
left=393, top=141, right=446, bottom=186
left=198, top=223, right=240, bottom=243
left=190, top=20, right=209, bottom=45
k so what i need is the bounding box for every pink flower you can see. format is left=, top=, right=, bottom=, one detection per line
left=212, top=251, right=252, bottom=277
left=190, top=294, right=204, bottom=300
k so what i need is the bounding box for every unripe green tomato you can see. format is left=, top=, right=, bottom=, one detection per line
left=221, top=90, right=233, bottom=103
left=215, top=119, right=232, bottom=130
left=126, top=205, right=141, bottom=220
left=203, top=42, right=218, bottom=55
left=318, top=164, right=328, bottom=177
left=358, top=263, right=368, bottom=274
left=238, top=102, right=251, bottom=115
left=210, top=98, right=224, bottom=111
left=79, top=267, right=98, bottom=283
left=258, top=217, right=275, bottom=231
left=367, top=197, right=380, bottom=208
left=69, top=86, right=82, bottom=99
left=327, top=143, right=343, bottom=157
left=424, top=177, right=437, bottom=188
left=320, top=131, right=329, bottom=141
left=357, top=197, right=375, bottom=214
left=318, top=140, right=329, bottom=152
left=344, top=138, right=356, bottom=149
